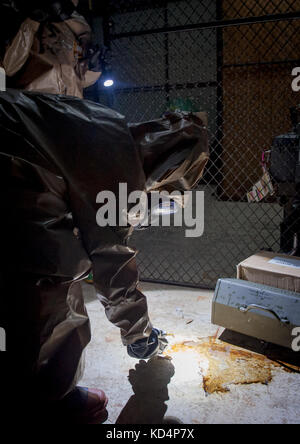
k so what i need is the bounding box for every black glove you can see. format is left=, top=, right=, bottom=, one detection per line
left=127, top=328, right=168, bottom=360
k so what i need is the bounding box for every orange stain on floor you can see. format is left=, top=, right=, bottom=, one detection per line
left=165, top=336, right=300, bottom=394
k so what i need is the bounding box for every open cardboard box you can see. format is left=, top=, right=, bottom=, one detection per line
left=237, top=251, right=300, bottom=293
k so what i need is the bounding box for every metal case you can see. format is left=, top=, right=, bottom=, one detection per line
left=212, top=278, right=300, bottom=349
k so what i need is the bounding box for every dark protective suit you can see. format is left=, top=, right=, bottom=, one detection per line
left=0, top=89, right=209, bottom=401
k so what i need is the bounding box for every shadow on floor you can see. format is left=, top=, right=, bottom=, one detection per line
left=116, top=356, right=177, bottom=424
left=220, top=329, right=300, bottom=371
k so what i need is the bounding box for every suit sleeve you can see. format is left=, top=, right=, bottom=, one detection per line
left=69, top=193, right=153, bottom=346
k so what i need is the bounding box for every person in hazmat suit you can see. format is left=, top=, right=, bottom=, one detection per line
left=0, top=88, right=209, bottom=424
left=0, top=0, right=101, bottom=97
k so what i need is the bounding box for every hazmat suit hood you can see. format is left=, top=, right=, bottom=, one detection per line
left=1, top=1, right=102, bottom=98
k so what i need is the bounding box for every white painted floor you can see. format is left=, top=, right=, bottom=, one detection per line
left=79, top=282, right=300, bottom=424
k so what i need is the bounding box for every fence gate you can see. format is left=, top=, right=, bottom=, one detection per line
left=92, top=0, right=300, bottom=289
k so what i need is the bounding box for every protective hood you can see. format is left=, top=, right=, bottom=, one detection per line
left=2, top=6, right=101, bottom=98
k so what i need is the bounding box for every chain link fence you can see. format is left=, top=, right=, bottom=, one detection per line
left=93, top=0, right=300, bottom=289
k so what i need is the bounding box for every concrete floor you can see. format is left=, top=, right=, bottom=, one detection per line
left=79, top=282, right=300, bottom=424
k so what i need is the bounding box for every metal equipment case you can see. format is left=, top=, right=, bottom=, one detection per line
left=212, top=278, right=300, bottom=349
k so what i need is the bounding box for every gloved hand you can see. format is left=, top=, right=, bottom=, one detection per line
left=127, top=328, right=168, bottom=360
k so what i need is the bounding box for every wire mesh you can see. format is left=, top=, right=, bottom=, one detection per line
left=96, top=0, right=300, bottom=288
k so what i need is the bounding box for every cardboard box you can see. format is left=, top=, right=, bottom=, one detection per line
left=237, top=251, right=300, bottom=293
